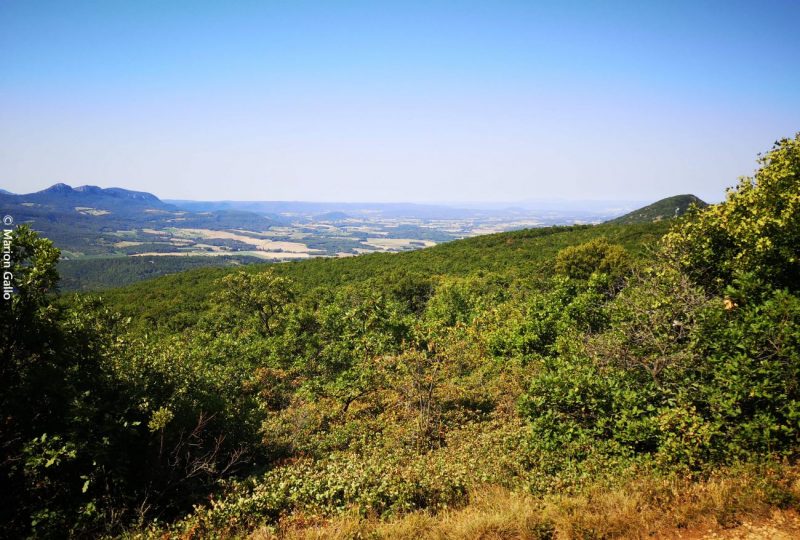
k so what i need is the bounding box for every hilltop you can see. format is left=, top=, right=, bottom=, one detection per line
left=4, top=183, right=176, bottom=215
left=0, top=183, right=284, bottom=227
left=607, top=194, right=707, bottom=224
left=0, top=183, right=282, bottom=258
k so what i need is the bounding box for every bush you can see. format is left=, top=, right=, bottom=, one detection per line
left=663, top=133, right=800, bottom=294
left=554, top=237, right=630, bottom=283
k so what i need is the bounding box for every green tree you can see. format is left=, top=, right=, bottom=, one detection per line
left=0, top=227, right=120, bottom=535
left=663, top=133, right=800, bottom=294
left=1, top=228, right=267, bottom=536
left=554, top=237, right=630, bottom=283
left=216, top=269, right=295, bottom=336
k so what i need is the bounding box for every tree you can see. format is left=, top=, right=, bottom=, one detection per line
left=554, top=237, right=630, bottom=283
left=586, top=266, right=709, bottom=383
left=216, top=269, right=295, bottom=336
left=0, top=227, right=112, bottom=535
left=663, top=133, right=800, bottom=294
left=1, top=228, right=263, bottom=536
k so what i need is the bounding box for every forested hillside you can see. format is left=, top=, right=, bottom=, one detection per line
left=607, top=194, right=708, bottom=224
left=2, top=135, right=800, bottom=539
left=99, top=220, right=668, bottom=331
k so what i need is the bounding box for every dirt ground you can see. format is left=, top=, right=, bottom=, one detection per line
left=667, top=510, right=800, bottom=539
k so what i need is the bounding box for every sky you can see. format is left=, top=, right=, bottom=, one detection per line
left=1, top=1, right=798, bottom=204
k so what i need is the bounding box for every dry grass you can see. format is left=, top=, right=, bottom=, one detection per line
left=169, top=228, right=312, bottom=253
left=251, top=465, right=800, bottom=540
left=362, top=238, right=437, bottom=251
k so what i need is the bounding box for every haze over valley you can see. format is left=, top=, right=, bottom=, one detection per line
left=0, top=182, right=662, bottom=289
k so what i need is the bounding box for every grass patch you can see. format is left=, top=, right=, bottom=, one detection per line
left=257, top=463, right=800, bottom=540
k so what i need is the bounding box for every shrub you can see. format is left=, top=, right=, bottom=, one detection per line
left=554, top=237, right=630, bottom=283
left=663, top=133, right=800, bottom=294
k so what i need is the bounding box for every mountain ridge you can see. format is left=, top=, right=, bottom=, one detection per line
left=0, top=183, right=284, bottom=256
left=12, top=183, right=169, bottom=206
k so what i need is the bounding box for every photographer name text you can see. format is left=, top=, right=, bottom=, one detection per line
left=3, top=215, right=13, bottom=299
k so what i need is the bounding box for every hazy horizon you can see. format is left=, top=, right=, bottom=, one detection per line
left=2, top=181, right=655, bottom=209
left=2, top=1, right=798, bottom=204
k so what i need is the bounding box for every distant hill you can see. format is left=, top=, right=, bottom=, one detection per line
left=6, top=183, right=175, bottom=216
left=607, top=194, right=707, bottom=225
left=0, top=184, right=283, bottom=256
left=0, top=188, right=13, bottom=195
left=314, top=211, right=351, bottom=222
left=167, top=199, right=505, bottom=220
left=0, top=184, right=285, bottom=227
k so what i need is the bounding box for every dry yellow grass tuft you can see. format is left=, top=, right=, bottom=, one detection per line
left=250, top=465, right=800, bottom=540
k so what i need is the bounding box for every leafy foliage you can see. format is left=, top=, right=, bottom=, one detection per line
left=554, top=236, right=630, bottom=282
left=1, top=227, right=266, bottom=537
left=3, top=136, right=800, bottom=537
left=521, top=134, right=800, bottom=479
left=663, top=134, right=800, bottom=293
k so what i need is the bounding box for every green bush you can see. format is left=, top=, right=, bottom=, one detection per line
left=664, top=133, right=800, bottom=294
left=521, top=137, right=800, bottom=476
left=554, top=237, right=630, bottom=283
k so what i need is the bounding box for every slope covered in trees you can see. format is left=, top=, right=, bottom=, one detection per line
left=1, top=134, right=799, bottom=538
left=607, top=194, right=707, bottom=224
left=98, top=221, right=668, bottom=331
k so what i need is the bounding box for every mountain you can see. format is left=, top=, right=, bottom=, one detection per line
left=0, top=188, right=13, bottom=195
left=606, top=194, right=707, bottom=225
left=0, top=183, right=288, bottom=225
left=0, top=184, right=284, bottom=256
left=6, top=183, right=176, bottom=216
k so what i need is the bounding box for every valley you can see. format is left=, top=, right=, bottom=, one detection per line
left=0, top=183, right=646, bottom=290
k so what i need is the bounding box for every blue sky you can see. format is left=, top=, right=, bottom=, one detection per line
left=1, top=0, right=798, bottom=203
